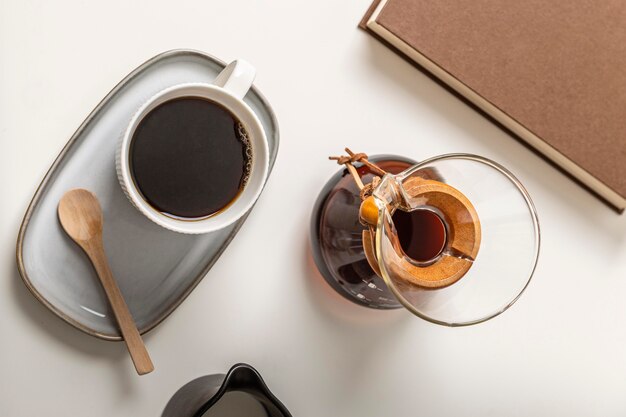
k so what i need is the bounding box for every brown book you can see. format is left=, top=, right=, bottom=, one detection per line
left=361, top=0, right=626, bottom=212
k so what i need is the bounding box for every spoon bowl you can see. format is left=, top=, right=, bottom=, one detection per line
left=58, top=189, right=103, bottom=242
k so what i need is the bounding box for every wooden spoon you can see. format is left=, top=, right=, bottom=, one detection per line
left=58, top=189, right=154, bottom=375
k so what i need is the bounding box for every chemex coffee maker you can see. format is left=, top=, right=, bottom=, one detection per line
left=311, top=149, right=539, bottom=326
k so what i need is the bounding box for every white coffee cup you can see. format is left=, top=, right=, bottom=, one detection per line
left=116, top=60, right=269, bottom=234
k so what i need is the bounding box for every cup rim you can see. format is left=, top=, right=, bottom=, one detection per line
left=116, top=82, right=269, bottom=234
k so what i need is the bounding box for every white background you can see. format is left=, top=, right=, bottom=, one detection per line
left=1, top=1, right=626, bottom=416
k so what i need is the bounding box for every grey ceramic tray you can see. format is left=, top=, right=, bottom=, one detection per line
left=16, top=50, right=279, bottom=340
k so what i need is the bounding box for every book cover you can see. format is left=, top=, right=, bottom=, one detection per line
left=361, top=0, right=626, bottom=212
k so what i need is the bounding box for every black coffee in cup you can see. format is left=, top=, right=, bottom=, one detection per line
left=129, top=97, right=252, bottom=219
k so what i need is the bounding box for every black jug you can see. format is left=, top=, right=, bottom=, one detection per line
left=162, top=363, right=292, bottom=417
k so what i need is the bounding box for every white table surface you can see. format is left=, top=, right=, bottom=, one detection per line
left=1, top=1, right=625, bottom=416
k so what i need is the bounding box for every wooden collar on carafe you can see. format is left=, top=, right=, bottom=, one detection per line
left=329, top=148, right=481, bottom=290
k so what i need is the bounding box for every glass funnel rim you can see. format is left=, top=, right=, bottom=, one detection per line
left=375, top=153, right=541, bottom=327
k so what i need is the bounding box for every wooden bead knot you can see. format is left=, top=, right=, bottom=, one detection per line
left=359, top=176, right=381, bottom=201
left=330, top=152, right=369, bottom=166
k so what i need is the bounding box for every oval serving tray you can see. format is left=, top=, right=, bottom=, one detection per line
left=16, top=50, right=279, bottom=340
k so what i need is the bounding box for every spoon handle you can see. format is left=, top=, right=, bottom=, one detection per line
left=85, top=240, right=154, bottom=375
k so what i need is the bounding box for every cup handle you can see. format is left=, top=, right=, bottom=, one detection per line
left=212, top=59, right=256, bottom=100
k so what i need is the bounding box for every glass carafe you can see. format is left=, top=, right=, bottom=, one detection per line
left=310, top=152, right=540, bottom=326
